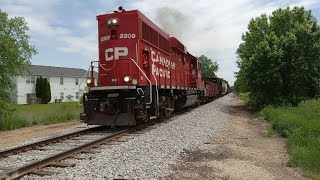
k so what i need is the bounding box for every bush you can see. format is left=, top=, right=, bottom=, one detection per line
left=260, top=99, right=320, bottom=177
left=36, top=76, right=51, bottom=103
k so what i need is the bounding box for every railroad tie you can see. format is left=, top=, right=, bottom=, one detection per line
left=48, top=162, right=76, bottom=168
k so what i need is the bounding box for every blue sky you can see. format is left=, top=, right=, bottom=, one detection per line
left=1, top=0, right=320, bottom=85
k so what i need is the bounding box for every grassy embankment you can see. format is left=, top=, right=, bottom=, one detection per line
left=0, top=102, right=82, bottom=131
left=239, top=93, right=320, bottom=179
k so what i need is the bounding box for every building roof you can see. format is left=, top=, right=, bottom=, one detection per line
left=21, top=65, right=98, bottom=78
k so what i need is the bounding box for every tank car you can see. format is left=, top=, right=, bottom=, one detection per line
left=80, top=7, right=208, bottom=126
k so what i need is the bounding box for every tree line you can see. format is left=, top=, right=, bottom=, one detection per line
left=235, top=6, right=320, bottom=110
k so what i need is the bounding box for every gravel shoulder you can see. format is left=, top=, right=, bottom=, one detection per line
left=0, top=121, right=87, bottom=149
left=163, top=93, right=308, bottom=180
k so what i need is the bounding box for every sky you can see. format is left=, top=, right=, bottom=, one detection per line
left=1, top=0, right=320, bottom=85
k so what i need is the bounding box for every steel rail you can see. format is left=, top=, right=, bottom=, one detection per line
left=0, top=122, right=151, bottom=180
left=0, top=126, right=104, bottom=159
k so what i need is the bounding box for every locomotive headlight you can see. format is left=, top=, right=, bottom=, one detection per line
left=107, top=19, right=112, bottom=26
left=112, top=18, right=118, bottom=25
left=124, top=76, right=130, bottom=82
left=107, top=18, right=118, bottom=26
left=86, top=78, right=92, bottom=85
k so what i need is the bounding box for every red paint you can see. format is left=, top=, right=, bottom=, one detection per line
left=96, top=9, right=204, bottom=89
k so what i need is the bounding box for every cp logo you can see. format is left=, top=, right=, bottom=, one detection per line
left=105, top=47, right=128, bottom=61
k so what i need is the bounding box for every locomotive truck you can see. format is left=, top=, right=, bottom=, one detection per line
left=80, top=7, right=225, bottom=126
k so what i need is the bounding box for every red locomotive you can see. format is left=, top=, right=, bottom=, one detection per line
left=81, top=7, right=225, bottom=126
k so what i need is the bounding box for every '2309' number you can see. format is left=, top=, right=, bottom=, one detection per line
left=119, top=33, right=136, bottom=38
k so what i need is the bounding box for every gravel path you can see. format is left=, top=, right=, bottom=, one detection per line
left=22, top=95, right=230, bottom=179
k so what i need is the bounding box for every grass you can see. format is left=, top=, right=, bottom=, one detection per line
left=260, top=99, right=320, bottom=179
left=0, top=102, right=82, bottom=131
left=238, top=92, right=250, bottom=104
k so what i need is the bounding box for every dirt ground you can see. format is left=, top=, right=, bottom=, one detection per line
left=0, top=121, right=86, bottom=149
left=163, top=94, right=308, bottom=180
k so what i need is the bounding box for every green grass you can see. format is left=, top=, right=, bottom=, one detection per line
left=0, top=102, right=82, bottom=131
left=260, top=99, right=320, bottom=179
left=238, top=92, right=250, bottom=104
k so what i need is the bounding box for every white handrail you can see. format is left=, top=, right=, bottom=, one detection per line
left=78, top=66, right=92, bottom=105
left=118, top=58, right=153, bottom=105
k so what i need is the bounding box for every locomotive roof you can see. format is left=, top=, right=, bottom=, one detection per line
left=97, top=8, right=198, bottom=60
left=20, top=65, right=98, bottom=78
left=97, top=9, right=170, bottom=39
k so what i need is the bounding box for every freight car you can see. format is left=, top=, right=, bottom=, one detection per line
left=80, top=7, right=224, bottom=126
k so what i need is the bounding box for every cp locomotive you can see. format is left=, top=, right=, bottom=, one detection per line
left=80, top=7, right=226, bottom=126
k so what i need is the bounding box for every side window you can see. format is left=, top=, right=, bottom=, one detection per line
left=75, top=78, right=79, bottom=85
left=60, top=77, right=64, bottom=85
left=60, top=92, right=64, bottom=100
left=31, top=76, right=35, bottom=84
left=26, top=76, right=30, bottom=83
left=142, top=50, right=149, bottom=68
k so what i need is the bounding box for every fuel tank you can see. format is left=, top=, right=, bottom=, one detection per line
left=174, top=91, right=198, bottom=110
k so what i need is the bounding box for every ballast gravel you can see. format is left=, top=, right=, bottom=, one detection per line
left=23, top=95, right=231, bottom=180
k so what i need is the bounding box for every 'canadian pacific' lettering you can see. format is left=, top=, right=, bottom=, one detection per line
left=151, top=50, right=175, bottom=79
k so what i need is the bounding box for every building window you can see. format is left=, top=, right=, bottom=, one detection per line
left=75, top=78, right=79, bottom=85
left=75, top=92, right=79, bottom=99
left=60, top=92, right=64, bottom=100
left=60, top=77, right=63, bottom=85
left=26, top=76, right=36, bottom=84
left=26, top=77, right=30, bottom=83
left=26, top=93, right=36, bottom=99
left=31, top=76, right=35, bottom=83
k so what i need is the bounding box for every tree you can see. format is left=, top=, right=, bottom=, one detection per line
left=36, top=77, right=42, bottom=99
left=199, top=55, right=219, bottom=78
left=43, top=78, right=51, bottom=103
left=236, top=6, right=320, bottom=110
left=0, top=10, right=37, bottom=117
left=36, top=77, right=51, bottom=104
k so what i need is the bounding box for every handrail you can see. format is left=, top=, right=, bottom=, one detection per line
left=117, top=58, right=153, bottom=105
left=78, top=65, right=92, bottom=105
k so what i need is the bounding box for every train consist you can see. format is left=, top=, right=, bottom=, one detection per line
left=80, top=7, right=229, bottom=126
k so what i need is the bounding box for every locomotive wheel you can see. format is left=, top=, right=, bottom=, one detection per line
left=164, top=98, right=174, bottom=117
left=143, top=112, right=150, bottom=122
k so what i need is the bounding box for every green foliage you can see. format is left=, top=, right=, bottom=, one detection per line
left=42, top=78, right=51, bottom=103
left=238, top=92, right=250, bottom=104
left=47, top=82, right=52, bottom=103
left=260, top=99, right=320, bottom=177
left=36, top=76, right=43, bottom=99
left=0, top=102, right=82, bottom=131
left=0, top=10, right=37, bottom=115
left=35, top=76, right=51, bottom=103
left=235, top=7, right=320, bottom=110
left=199, top=55, right=219, bottom=78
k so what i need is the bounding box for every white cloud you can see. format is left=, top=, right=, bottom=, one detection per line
left=1, top=0, right=319, bottom=85
left=124, top=0, right=281, bottom=85
left=0, top=0, right=97, bottom=62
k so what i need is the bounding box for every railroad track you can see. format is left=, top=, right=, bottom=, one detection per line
left=0, top=121, right=155, bottom=180
left=0, top=126, right=104, bottom=159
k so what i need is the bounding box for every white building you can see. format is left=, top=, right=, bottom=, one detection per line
left=9, top=65, right=96, bottom=104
